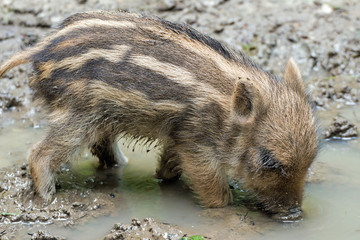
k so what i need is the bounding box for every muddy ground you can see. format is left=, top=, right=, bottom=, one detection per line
left=0, top=0, right=359, bottom=239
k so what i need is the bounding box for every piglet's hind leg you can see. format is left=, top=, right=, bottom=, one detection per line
left=29, top=130, right=83, bottom=200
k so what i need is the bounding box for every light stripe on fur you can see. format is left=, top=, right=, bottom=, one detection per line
left=47, top=19, right=136, bottom=42
left=129, top=54, right=230, bottom=106
left=38, top=45, right=131, bottom=80
left=129, top=54, right=221, bottom=94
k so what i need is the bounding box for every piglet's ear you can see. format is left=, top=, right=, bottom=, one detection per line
left=232, top=81, right=259, bottom=125
left=283, top=58, right=305, bottom=95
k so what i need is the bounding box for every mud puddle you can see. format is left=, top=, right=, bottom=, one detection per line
left=0, top=123, right=42, bottom=168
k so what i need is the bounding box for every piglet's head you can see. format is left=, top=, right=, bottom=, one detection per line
left=231, top=59, right=318, bottom=221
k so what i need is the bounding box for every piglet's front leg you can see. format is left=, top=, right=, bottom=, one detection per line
left=178, top=150, right=232, bottom=208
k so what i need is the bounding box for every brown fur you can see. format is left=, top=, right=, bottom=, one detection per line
left=0, top=10, right=318, bottom=216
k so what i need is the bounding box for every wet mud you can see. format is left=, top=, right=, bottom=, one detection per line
left=1, top=0, right=359, bottom=239
left=0, top=163, right=124, bottom=239
left=323, top=116, right=358, bottom=140
left=103, top=218, right=184, bottom=240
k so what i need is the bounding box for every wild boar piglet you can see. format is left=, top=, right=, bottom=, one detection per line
left=0, top=11, right=318, bottom=221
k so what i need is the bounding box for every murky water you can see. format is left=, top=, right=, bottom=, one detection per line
left=0, top=119, right=43, bottom=168
left=0, top=105, right=359, bottom=239
left=58, top=145, right=205, bottom=240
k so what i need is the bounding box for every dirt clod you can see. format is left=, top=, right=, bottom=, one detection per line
left=29, top=230, right=66, bottom=240
left=313, top=77, right=359, bottom=109
left=103, top=218, right=184, bottom=240
left=324, top=117, right=358, bottom=140
left=0, top=92, right=23, bottom=110
left=21, top=32, right=39, bottom=47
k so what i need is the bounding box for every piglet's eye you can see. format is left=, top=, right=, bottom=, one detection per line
left=259, top=148, right=282, bottom=169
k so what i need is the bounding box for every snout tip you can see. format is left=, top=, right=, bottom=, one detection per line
left=271, top=207, right=303, bottom=222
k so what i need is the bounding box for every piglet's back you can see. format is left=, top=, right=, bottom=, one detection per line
left=27, top=11, right=276, bottom=105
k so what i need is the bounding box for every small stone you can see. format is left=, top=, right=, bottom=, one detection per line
left=214, top=27, right=224, bottom=34
left=21, top=33, right=39, bottom=47
left=320, top=4, right=333, bottom=14
left=158, top=0, right=179, bottom=12
left=91, top=203, right=101, bottom=210
left=20, top=164, right=27, bottom=170
left=76, top=0, right=87, bottom=4
left=113, top=223, right=123, bottom=230
left=132, top=218, right=141, bottom=227
left=71, top=202, right=83, bottom=208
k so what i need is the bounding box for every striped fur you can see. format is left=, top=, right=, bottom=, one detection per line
left=0, top=11, right=318, bottom=218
